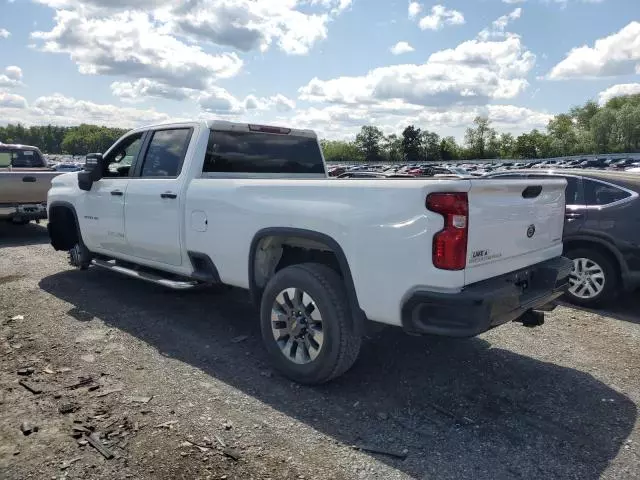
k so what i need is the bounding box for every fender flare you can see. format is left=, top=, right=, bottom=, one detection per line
left=248, top=227, right=365, bottom=326
left=47, top=201, right=86, bottom=251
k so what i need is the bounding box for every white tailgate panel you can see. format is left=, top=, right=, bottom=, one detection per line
left=465, top=178, right=566, bottom=286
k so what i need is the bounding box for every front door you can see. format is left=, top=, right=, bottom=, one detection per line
left=124, top=127, right=193, bottom=266
left=77, top=132, right=145, bottom=253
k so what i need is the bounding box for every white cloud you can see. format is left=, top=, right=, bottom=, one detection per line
left=289, top=103, right=551, bottom=140
left=390, top=41, right=415, bottom=55
left=309, top=0, right=353, bottom=14
left=294, top=33, right=541, bottom=139
left=4, top=66, right=22, bottom=81
left=38, top=0, right=346, bottom=56
left=198, top=86, right=244, bottom=114
left=0, top=92, right=27, bottom=109
left=478, top=8, right=522, bottom=40
left=0, top=66, right=24, bottom=89
left=0, top=28, right=10, bottom=39
left=548, top=21, right=640, bottom=79
left=195, top=86, right=296, bottom=115
left=111, top=79, right=193, bottom=103
left=31, top=10, right=243, bottom=92
left=158, top=0, right=332, bottom=55
left=0, top=93, right=173, bottom=127
left=31, top=0, right=348, bottom=102
left=416, top=5, right=465, bottom=31
left=270, top=93, right=296, bottom=112
left=502, top=0, right=526, bottom=4
left=408, top=1, right=421, bottom=19
left=598, top=83, right=640, bottom=104
left=299, top=36, right=535, bottom=108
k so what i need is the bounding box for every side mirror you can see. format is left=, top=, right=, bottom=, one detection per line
left=78, top=153, right=104, bottom=191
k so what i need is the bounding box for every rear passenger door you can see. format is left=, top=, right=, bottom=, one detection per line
left=124, top=127, right=194, bottom=267
left=562, top=176, right=586, bottom=237
left=582, top=178, right=638, bottom=246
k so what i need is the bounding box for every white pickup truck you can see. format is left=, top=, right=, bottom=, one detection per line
left=47, top=121, right=572, bottom=384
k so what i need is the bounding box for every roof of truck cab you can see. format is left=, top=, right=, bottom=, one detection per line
left=0, top=143, right=42, bottom=151
left=206, top=120, right=317, bottom=138
left=130, top=120, right=317, bottom=138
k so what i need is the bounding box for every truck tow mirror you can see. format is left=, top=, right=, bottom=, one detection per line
left=79, top=153, right=105, bottom=191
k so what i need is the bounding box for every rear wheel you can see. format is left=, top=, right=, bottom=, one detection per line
left=565, top=248, right=617, bottom=307
left=259, top=263, right=361, bottom=384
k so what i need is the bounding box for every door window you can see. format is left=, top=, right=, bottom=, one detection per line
left=105, top=133, right=145, bottom=177
left=583, top=179, right=631, bottom=206
left=564, top=177, right=583, bottom=205
left=140, top=129, right=192, bottom=178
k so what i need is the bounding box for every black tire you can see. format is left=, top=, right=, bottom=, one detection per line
left=565, top=248, right=618, bottom=307
left=69, top=241, right=92, bottom=270
left=11, top=218, right=30, bottom=225
left=259, top=263, right=361, bottom=384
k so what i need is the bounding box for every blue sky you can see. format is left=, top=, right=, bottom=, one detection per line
left=0, top=0, right=639, bottom=140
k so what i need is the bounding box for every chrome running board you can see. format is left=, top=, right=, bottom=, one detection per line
left=91, top=259, right=198, bottom=290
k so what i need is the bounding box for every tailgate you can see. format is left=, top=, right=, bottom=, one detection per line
left=0, top=171, right=57, bottom=204
left=464, top=178, right=566, bottom=285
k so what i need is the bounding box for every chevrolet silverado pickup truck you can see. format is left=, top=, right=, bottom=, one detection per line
left=47, top=121, right=572, bottom=384
left=0, top=143, right=61, bottom=224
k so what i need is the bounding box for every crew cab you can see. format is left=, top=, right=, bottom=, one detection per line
left=47, top=121, right=572, bottom=384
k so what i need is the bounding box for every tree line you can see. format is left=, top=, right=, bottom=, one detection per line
left=1, top=93, right=639, bottom=161
left=322, top=93, right=640, bottom=162
left=0, top=124, right=127, bottom=156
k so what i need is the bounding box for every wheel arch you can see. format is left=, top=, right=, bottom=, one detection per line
left=48, top=201, right=83, bottom=251
left=248, top=228, right=365, bottom=325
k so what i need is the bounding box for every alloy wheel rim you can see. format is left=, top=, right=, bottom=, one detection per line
left=69, top=244, right=81, bottom=267
left=568, top=257, right=605, bottom=299
left=271, top=288, right=324, bottom=365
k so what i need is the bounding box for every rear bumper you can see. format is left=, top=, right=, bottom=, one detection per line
left=0, top=203, right=48, bottom=221
left=401, top=256, right=573, bottom=337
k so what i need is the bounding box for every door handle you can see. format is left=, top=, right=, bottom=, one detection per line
left=160, top=192, right=177, bottom=199
left=110, top=190, right=123, bottom=196
left=565, top=212, right=584, bottom=219
left=22, top=176, right=36, bottom=183
left=522, top=185, right=542, bottom=199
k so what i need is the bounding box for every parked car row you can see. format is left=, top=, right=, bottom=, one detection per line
left=328, top=156, right=640, bottom=178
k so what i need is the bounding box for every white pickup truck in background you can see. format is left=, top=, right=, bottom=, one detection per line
left=47, top=121, right=572, bottom=384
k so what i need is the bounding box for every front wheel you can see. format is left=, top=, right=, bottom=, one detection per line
left=69, top=242, right=92, bottom=270
left=565, top=248, right=617, bottom=307
left=259, top=263, right=361, bottom=384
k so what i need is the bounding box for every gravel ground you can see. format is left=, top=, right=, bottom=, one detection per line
left=0, top=222, right=639, bottom=480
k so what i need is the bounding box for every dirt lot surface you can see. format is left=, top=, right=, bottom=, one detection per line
left=1, top=222, right=639, bottom=480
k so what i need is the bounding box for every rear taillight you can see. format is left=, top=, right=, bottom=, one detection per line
left=426, top=192, right=468, bottom=270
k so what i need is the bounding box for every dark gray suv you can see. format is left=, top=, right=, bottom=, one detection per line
left=488, top=170, right=640, bottom=307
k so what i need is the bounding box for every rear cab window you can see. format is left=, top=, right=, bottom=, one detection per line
left=202, top=128, right=325, bottom=176
left=0, top=147, right=46, bottom=168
